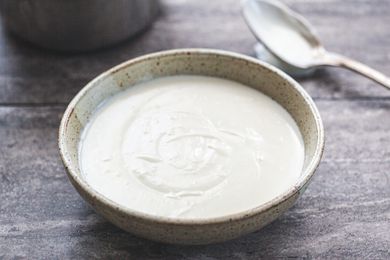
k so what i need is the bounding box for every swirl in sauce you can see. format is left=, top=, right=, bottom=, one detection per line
left=79, top=76, right=304, bottom=219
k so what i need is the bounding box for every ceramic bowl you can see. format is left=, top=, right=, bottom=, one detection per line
left=59, top=49, right=324, bottom=245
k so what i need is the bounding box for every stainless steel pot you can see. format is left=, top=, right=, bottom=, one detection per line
left=0, top=0, right=159, bottom=51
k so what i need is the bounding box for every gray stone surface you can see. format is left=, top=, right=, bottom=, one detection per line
left=0, top=0, right=389, bottom=258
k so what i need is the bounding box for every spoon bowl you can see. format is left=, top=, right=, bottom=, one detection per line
left=242, top=0, right=323, bottom=69
left=242, top=0, right=390, bottom=89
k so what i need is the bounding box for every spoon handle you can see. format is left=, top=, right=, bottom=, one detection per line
left=324, top=53, right=390, bottom=90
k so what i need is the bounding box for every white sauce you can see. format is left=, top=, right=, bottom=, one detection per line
left=79, top=76, right=305, bottom=219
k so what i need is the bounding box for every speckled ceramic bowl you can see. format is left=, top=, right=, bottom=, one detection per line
left=59, top=49, right=324, bottom=245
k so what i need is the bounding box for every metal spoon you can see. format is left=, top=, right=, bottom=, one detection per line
left=242, top=0, right=390, bottom=89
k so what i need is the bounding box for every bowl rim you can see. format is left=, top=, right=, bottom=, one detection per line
left=59, top=48, right=325, bottom=225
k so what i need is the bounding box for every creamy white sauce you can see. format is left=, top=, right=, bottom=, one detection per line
left=79, top=76, right=305, bottom=219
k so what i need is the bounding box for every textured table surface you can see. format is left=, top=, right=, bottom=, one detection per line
left=1, top=0, right=390, bottom=258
